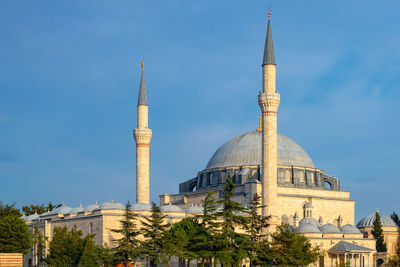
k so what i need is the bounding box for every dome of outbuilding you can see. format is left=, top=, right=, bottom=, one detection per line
left=160, top=204, right=183, bottom=213
left=50, top=205, right=72, bottom=215
left=84, top=203, right=99, bottom=212
left=357, top=213, right=397, bottom=228
left=23, top=214, right=40, bottom=221
left=184, top=206, right=204, bottom=214
left=340, top=224, right=361, bottom=234
left=297, top=222, right=321, bottom=233
left=130, top=203, right=152, bottom=211
left=206, top=131, right=314, bottom=170
left=99, top=201, right=124, bottom=210
left=298, top=217, right=319, bottom=227
left=319, top=223, right=341, bottom=234
left=69, top=206, right=84, bottom=214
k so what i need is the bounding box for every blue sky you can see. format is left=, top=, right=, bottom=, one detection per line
left=0, top=1, right=399, bottom=222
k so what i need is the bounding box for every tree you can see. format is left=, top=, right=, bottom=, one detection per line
left=372, top=211, right=387, bottom=252
left=45, top=226, right=97, bottom=266
left=79, top=236, right=99, bottom=266
left=112, top=201, right=141, bottom=267
left=22, top=202, right=61, bottom=215
left=387, top=238, right=400, bottom=267
left=0, top=214, right=33, bottom=254
left=257, top=224, right=321, bottom=266
left=33, top=225, right=47, bottom=266
left=214, top=177, right=250, bottom=266
left=247, top=193, right=269, bottom=266
left=391, top=212, right=400, bottom=227
left=98, top=246, right=117, bottom=267
left=0, top=202, right=21, bottom=217
left=140, top=202, right=169, bottom=266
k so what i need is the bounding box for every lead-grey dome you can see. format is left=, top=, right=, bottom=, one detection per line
left=130, top=203, right=151, bottom=211
left=357, top=213, right=397, bottom=228
left=206, top=131, right=314, bottom=170
left=184, top=206, right=204, bottom=214
left=319, top=223, right=341, bottom=234
left=297, top=222, right=321, bottom=233
left=99, top=201, right=124, bottom=210
left=340, top=224, right=361, bottom=234
left=161, top=204, right=183, bottom=213
left=50, top=205, right=72, bottom=215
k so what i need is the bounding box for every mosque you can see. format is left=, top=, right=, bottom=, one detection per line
left=23, top=10, right=399, bottom=267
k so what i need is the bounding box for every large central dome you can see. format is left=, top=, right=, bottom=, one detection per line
left=206, top=131, right=314, bottom=170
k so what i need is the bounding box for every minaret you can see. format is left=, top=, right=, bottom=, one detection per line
left=258, top=9, right=280, bottom=219
left=133, top=60, right=152, bottom=204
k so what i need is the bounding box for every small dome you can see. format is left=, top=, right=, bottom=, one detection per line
left=160, top=204, right=183, bottom=213
left=298, top=217, right=319, bottom=227
left=69, top=206, right=84, bottom=214
left=340, top=224, right=361, bottom=234
left=99, top=201, right=124, bottom=210
left=84, top=203, right=99, bottom=212
left=184, top=206, right=204, bottom=214
left=357, top=213, right=397, bottom=228
left=297, top=222, right=321, bottom=233
left=23, top=214, right=40, bottom=221
left=206, top=131, right=314, bottom=170
left=130, top=203, right=152, bottom=211
left=39, top=211, right=50, bottom=217
left=50, top=205, right=72, bottom=215
left=320, top=223, right=341, bottom=234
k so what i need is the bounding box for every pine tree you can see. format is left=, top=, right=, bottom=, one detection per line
left=98, top=246, right=117, bottom=267
left=112, top=201, right=141, bottom=267
left=247, top=193, right=269, bottom=266
left=79, top=235, right=99, bottom=266
left=214, top=176, right=250, bottom=266
left=371, top=211, right=387, bottom=252
left=391, top=212, right=400, bottom=227
left=257, top=224, right=320, bottom=266
left=140, top=202, right=169, bottom=266
left=0, top=205, right=33, bottom=255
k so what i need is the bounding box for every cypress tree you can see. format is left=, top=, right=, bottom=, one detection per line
left=112, top=201, right=141, bottom=267
left=371, top=211, right=387, bottom=252
left=140, top=202, right=169, bottom=266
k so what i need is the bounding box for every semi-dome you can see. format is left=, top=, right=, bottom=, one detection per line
left=160, top=204, right=183, bottom=213
left=184, top=206, right=204, bottom=214
left=130, top=203, right=152, bottom=211
left=357, top=213, right=397, bottom=228
left=206, top=131, right=314, bottom=170
left=99, top=201, right=124, bottom=210
left=340, top=224, right=361, bottom=234
left=297, top=222, right=321, bottom=233
left=50, top=205, right=72, bottom=215
left=320, top=223, right=341, bottom=234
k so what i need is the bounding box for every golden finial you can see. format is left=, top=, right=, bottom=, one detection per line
left=141, top=59, right=144, bottom=71
left=268, top=8, right=271, bottom=20
left=256, top=116, right=262, bottom=131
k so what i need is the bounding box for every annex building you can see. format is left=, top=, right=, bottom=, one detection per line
left=24, top=10, right=399, bottom=267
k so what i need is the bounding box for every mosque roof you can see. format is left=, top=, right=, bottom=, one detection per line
left=23, top=214, right=40, bottom=221
left=319, top=223, right=341, bottom=234
left=138, top=61, right=148, bottom=106
left=130, top=203, right=152, bottom=211
left=184, top=206, right=204, bottom=214
left=160, top=204, right=184, bottom=213
left=340, top=224, right=361, bottom=234
left=298, top=217, right=319, bottom=227
left=297, top=222, right=321, bottom=233
left=206, top=131, right=314, bottom=170
left=263, top=9, right=275, bottom=65
left=99, top=201, right=124, bottom=210
left=84, top=203, right=99, bottom=212
left=50, top=205, right=72, bottom=215
left=357, top=213, right=397, bottom=228
left=328, top=241, right=374, bottom=253
left=69, top=205, right=84, bottom=214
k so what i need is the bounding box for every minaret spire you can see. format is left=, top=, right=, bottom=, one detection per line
left=134, top=60, right=152, bottom=204
left=262, top=8, right=275, bottom=66
left=138, top=59, right=148, bottom=106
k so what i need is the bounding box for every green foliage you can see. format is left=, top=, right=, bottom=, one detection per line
left=33, top=225, right=47, bottom=266
left=214, top=176, right=250, bottom=266
left=0, top=201, right=21, bottom=217
left=387, top=238, right=400, bottom=267
left=22, top=202, right=61, bottom=215
left=98, top=246, right=117, bottom=267
left=372, top=211, right=387, bottom=252
left=257, top=224, right=321, bottom=266
left=79, top=236, right=99, bottom=266
left=248, top=193, right=269, bottom=265
left=140, top=202, right=169, bottom=265
left=111, top=201, right=141, bottom=267
left=45, top=226, right=99, bottom=266
left=0, top=213, right=33, bottom=254
left=391, top=212, right=400, bottom=227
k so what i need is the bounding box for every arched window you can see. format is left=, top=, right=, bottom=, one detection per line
left=324, top=181, right=332, bottom=190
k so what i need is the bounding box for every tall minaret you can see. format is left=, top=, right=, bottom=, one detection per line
left=133, top=60, right=152, bottom=204
left=258, top=9, right=280, bottom=219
